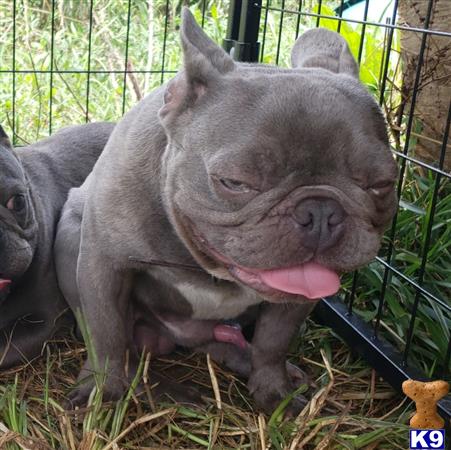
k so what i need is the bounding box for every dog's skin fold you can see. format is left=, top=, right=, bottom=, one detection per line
left=55, top=9, right=397, bottom=413
left=0, top=122, right=114, bottom=367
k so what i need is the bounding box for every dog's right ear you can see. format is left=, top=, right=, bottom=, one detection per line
left=291, top=28, right=359, bottom=79
left=0, top=125, right=13, bottom=150
left=159, top=7, right=235, bottom=128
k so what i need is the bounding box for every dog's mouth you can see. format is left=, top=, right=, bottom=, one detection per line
left=229, top=263, right=340, bottom=300
left=0, top=278, right=11, bottom=292
left=190, top=227, right=341, bottom=301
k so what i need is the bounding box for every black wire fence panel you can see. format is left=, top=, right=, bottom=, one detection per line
left=0, top=0, right=449, bottom=414
left=0, top=0, right=230, bottom=143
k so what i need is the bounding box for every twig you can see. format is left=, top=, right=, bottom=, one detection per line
left=206, top=353, right=222, bottom=410
left=258, top=414, right=267, bottom=450
left=315, top=402, right=351, bottom=450
left=378, top=396, right=409, bottom=421
left=127, top=61, right=143, bottom=101
left=129, top=256, right=203, bottom=271
left=100, top=408, right=175, bottom=450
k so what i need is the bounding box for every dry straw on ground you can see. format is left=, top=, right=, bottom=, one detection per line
left=0, top=321, right=412, bottom=449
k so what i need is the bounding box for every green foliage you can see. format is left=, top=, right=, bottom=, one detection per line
left=344, top=172, right=451, bottom=379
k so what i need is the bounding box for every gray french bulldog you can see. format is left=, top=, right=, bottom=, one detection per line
left=55, top=9, right=397, bottom=413
left=0, top=122, right=114, bottom=368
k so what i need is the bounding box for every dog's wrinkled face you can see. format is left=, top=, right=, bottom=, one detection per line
left=158, top=13, right=398, bottom=303
left=0, top=127, right=37, bottom=303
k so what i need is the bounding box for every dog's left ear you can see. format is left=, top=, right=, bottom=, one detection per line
left=291, top=28, right=359, bottom=79
left=159, top=7, right=235, bottom=126
left=0, top=125, right=13, bottom=150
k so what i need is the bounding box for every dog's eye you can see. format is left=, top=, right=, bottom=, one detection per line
left=369, top=181, right=394, bottom=197
left=219, top=178, right=252, bottom=193
left=6, top=194, right=26, bottom=212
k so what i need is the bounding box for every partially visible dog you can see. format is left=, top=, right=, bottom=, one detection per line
left=0, top=122, right=114, bottom=368
left=55, top=9, right=397, bottom=413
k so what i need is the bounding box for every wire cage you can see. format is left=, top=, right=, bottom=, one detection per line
left=0, top=0, right=449, bottom=422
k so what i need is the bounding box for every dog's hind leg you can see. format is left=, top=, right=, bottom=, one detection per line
left=54, top=187, right=85, bottom=321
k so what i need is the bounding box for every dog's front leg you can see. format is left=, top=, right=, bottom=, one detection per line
left=0, top=279, right=70, bottom=369
left=248, top=302, right=316, bottom=414
left=70, top=245, right=134, bottom=406
left=0, top=310, right=62, bottom=368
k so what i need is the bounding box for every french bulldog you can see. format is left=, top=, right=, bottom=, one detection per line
left=55, top=9, right=398, bottom=413
left=0, top=122, right=114, bottom=368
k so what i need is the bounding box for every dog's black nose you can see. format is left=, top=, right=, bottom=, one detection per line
left=294, top=197, right=346, bottom=251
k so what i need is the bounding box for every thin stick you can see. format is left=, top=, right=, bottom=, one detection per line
left=100, top=408, right=175, bottom=450
left=207, top=354, right=222, bottom=410
left=128, top=256, right=204, bottom=271
left=258, top=414, right=266, bottom=450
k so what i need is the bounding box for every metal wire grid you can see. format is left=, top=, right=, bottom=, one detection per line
left=254, top=0, right=450, bottom=382
left=2, top=1, right=213, bottom=144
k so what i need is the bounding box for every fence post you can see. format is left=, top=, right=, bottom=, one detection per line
left=223, top=0, right=241, bottom=54
left=223, top=0, right=262, bottom=62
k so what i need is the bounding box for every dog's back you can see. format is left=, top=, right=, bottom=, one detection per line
left=17, top=122, right=115, bottom=201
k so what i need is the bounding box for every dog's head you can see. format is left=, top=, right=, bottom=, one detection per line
left=0, top=127, right=37, bottom=303
left=158, top=9, right=398, bottom=303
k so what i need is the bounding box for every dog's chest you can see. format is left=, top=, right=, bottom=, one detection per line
left=173, top=279, right=262, bottom=320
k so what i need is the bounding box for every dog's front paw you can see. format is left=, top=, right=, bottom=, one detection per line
left=65, top=382, right=96, bottom=408
left=148, top=373, right=203, bottom=405
left=65, top=373, right=128, bottom=408
left=286, top=361, right=310, bottom=387
left=248, top=365, right=308, bottom=416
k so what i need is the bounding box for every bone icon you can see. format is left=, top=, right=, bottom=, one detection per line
left=402, top=379, right=449, bottom=429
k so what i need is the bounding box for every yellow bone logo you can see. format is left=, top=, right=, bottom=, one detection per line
left=402, top=379, right=449, bottom=429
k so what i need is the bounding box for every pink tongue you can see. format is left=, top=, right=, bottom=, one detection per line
left=214, top=324, right=248, bottom=349
left=0, top=279, right=11, bottom=291
left=258, top=263, right=340, bottom=299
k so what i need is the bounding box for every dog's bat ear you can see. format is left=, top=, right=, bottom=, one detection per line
left=0, top=125, right=13, bottom=150
left=180, top=7, right=235, bottom=80
left=291, top=28, right=359, bottom=79
left=159, top=7, right=235, bottom=127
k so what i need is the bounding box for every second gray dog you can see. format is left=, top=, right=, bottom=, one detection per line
left=55, top=9, right=397, bottom=413
left=0, top=122, right=114, bottom=368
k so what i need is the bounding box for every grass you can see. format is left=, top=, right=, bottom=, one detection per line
left=0, top=322, right=413, bottom=449
left=0, top=0, right=449, bottom=447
